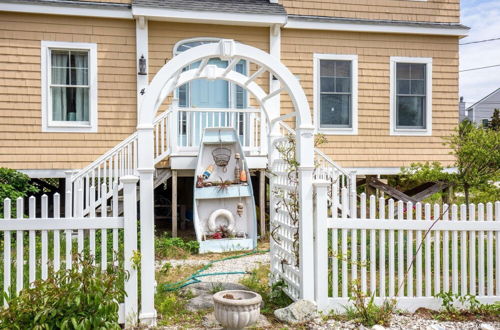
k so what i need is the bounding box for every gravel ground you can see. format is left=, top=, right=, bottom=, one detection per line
left=156, top=252, right=270, bottom=283
left=156, top=253, right=499, bottom=330
left=310, top=315, right=499, bottom=330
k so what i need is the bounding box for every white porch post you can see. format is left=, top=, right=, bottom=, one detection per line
left=297, top=126, right=315, bottom=300
left=137, top=126, right=156, bottom=325
left=268, top=24, right=281, bottom=138
left=136, top=16, right=148, bottom=117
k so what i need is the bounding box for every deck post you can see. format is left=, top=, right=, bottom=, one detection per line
left=172, top=170, right=178, bottom=237
left=314, top=180, right=329, bottom=310
left=259, top=170, right=266, bottom=238
left=137, top=126, right=156, bottom=326
left=64, top=170, right=78, bottom=217
left=297, top=126, right=315, bottom=300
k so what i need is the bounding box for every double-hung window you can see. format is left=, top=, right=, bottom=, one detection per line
left=41, top=41, right=97, bottom=132
left=314, top=54, right=358, bottom=134
left=390, top=57, right=432, bottom=135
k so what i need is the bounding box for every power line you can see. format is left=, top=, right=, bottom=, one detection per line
left=460, top=63, right=500, bottom=72
left=460, top=37, right=500, bottom=45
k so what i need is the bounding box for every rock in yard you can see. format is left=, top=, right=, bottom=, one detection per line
left=183, top=282, right=250, bottom=312
left=274, top=299, right=318, bottom=324
left=371, top=325, right=386, bottom=330
left=426, top=325, right=446, bottom=330
left=480, top=324, right=496, bottom=330
left=186, top=294, right=214, bottom=312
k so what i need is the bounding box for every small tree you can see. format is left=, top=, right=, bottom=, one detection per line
left=0, top=168, right=38, bottom=215
left=489, top=109, right=500, bottom=131
left=402, top=121, right=500, bottom=205
left=447, top=120, right=500, bottom=204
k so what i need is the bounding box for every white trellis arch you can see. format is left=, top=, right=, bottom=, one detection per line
left=136, top=39, right=315, bottom=324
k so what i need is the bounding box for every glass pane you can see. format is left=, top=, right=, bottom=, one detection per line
left=320, top=60, right=335, bottom=76
left=178, top=84, right=188, bottom=107
left=51, top=87, right=89, bottom=122
left=335, top=61, right=351, bottom=77
left=410, top=80, right=425, bottom=95
left=51, top=67, right=69, bottom=85
left=397, top=96, right=425, bottom=128
left=335, top=77, right=351, bottom=93
left=396, top=63, right=410, bottom=79
left=320, top=77, right=335, bottom=92
left=70, top=68, right=88, bottom=86
left=320, top=94, right=351, bottom=127
left=71, top=51, right=88, bottom=69
left=51, top=51, right=69, bottom=68
left=410, top=63, right=425, bottom=79
left=397, top=79, right=410, bottom=94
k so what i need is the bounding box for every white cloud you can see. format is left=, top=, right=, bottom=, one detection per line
left=460, top=0, right=500, bottom=106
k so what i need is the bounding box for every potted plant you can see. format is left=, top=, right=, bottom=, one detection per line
left=212, top=290, right=262, bottom=329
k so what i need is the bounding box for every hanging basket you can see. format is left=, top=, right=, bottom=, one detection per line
left=212, top=147, right=232, bottom=167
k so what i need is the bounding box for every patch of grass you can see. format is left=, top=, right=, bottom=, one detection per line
left=155, top=264, right=209, bottom=327
left=155, top=234, right=199, bottom=259
left=432, top=292, right=500, bottom=322
left=209, top=282, right=224, bottom=294
left=239, top=263, right=293, bottom=315
left=342, top=281, right=396, bottom=327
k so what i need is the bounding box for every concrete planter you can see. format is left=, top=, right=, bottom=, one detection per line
left=213, top=290, right=262, bottom=329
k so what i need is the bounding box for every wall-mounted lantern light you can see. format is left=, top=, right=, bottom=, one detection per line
left=138, top=55, right=147, bottom=75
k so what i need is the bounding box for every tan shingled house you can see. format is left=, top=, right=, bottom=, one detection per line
left=0, top=0, right=468, bottom=193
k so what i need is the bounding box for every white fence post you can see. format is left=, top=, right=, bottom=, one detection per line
left=122, top=175, right=139, bottom=327
left=314, top=181, right=329, bottom=310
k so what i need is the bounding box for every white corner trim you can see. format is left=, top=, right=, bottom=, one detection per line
left=389, top=56, right=432, bottom=136
left=41, top=41, right=98, bottom=133
left=0, top=2, right=133, bottom=19
left=313, top=53, right=358, bottom=135
left=285, top=18, right=468, bottom=37
left=131, top=6, right=286, bottom=26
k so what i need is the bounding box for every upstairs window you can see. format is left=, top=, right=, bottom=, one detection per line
left=390, top=57, right=432, bottom=135
left=314, top=54, right=358, bottom=135
left=41, top=41, right=97, bottom=132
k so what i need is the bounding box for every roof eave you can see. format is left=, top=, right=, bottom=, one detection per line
left=132, top=5, right=287, bottom=27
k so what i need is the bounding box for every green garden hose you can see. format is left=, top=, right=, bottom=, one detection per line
left=161, top=249, right=270, bottom=292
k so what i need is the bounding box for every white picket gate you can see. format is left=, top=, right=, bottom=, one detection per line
left=0, top=176, right=139, bottom=326
left=313, top=182, right=500, bottom=312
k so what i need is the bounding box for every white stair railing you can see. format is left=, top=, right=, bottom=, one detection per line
left=278, top=122, right=356, bottom=214
left=70, top=106, right=175, bottom=216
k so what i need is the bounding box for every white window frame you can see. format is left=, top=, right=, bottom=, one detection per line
left=390, top=56, right=432, bottom=136
left=41, top=41, right=98, bottom=133
left=313, top=53, right=358, bottom=135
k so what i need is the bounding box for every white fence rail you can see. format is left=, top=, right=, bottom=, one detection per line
left=314, top=183, right=500, bottom=312
left=0, top=176, right=139, bottom=326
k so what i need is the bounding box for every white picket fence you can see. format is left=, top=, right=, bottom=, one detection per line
left=0, top=176, right=139, bottom=326
left=314, top=182, right=500, bottom=312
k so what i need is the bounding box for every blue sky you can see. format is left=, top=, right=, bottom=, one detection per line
left=460, top=0, right=500, bottom=106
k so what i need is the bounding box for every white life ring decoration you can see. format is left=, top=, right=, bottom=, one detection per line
left=208, top=208, right=235, bottom=233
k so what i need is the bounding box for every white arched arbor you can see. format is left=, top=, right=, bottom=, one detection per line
left=136, top=40, right=315, bottom=324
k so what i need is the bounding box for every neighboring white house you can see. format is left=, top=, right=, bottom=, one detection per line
left=460, top=88, right=500, bottom=126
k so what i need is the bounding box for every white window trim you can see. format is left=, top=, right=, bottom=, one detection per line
left=313, top=53, right=358, bottom=135
left=389, top=56, right=432, bottom=136
left=41, top=41, right=98, bottom=133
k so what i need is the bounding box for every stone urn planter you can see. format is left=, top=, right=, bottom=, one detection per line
left=213, top=290, right=262, bottom=329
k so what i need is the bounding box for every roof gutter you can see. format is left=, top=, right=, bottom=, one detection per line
left=0, top=0, right=132, bottom=19
left=285, top=16, right=469, bottom=37
left=131, top=6, right=287, bottom=27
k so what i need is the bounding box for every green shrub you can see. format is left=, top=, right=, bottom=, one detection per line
left=0, top=256, right=127, bottom=329
left=155, top=234, right=199, bottom=259
left=239, top=264, right=292, bottom=315
left=0, top=168, right=38, bottom=216
left=344, top=282, right=396, bottom=327
left=434, top=292, right=500, bottom=321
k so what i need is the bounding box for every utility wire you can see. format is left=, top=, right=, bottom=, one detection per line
left=460, top=63, right=500, bottom=72
left=460, top=37, right=500, bottom=45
